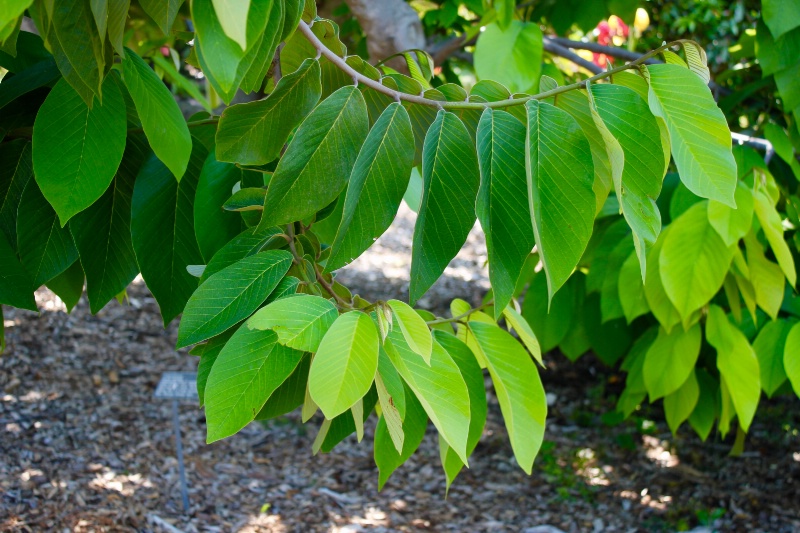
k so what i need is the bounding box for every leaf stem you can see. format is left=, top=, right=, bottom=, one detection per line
left=425, top=302, right=491, bottom=325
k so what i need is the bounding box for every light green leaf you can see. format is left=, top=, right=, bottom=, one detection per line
left=194, top=330, right=234, bottom=406
left=212, top=0, right=251, bottom=50
left=260, top=85, right=369, bottom=227
left=194, top=153, right=247, bottom=262
left=753, top=189, right=796, bottom=286
left=474, top=21, right=542, bottom=93
left=708, top=182, right=754, bottom=246
left=752, top=319, right=792, bottom=398
left=205, top=327, right=304, bottom=442
left=32, top=77, right=126, bottom=225
left=122, top=48, right=192, bottom=180
left=131, top=143, right=207, bottom=325
left=470, top=321, right=546, bottom=474
left=660, top=201, right=733, bottom=321
left=476, top=108, right=536, bottom=318
left=643, top=228, right=681, bottom=332
left=707, top=305, right=760, bottom=431
left=176, top=250, right=293, bottom=348
left=409, top=110, right=480, bottom=304
left=645, top=64, right=737, bottom=207
left=0, top=231, right=36, bottom=310
left=663, top=369, right=699, bottom=435
left=248, top=294, right=338, bottom=352
left=216, top=58, right=322, bottom=166
left=309, top=311, right=379, bottom=419
left=240, top=0, right=284, bottom=94
left=386, top=299, right=432, bottom=364
left=385, top=326, right=471, bottom=464
left=503, top=305, right=542, bottom=366
left=688, top=369, right=719, bottom=441
left=140, top=0, right=184, bottom=35
left=784, top=322, right=800, bottom=397
left=643, top=323, right=701, bottom=401
left=763, top=0, right=800, bottom=39
left=327, top=102, right=414, bottom=271
left=0, top=1, right=32, bottom=31
left=374, top=385, right=427, bottom=489
left=0, top=140, right=32, bottom=250
left=525, top=99, right=595, bottom=301
left=744, top=231, right=785, bottom=319
left=375, top=372, right=405, bottom=454
left=618, top=250, right=650, bottom=324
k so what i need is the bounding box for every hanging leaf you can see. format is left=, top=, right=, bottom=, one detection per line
left=194, top=153, right=248, bottom=262
left=248, top=294, right=339, bottom=352
left=45, top=260, right=84, bottom=313
left=688, top=369, right=719, bottom=441
left=752, top=319, right=792, bottom=398
left=0, top=140, right=32, bottom=250
left=663, top=369, right=699, bottom=435
left=374, top=385, right=427, bottom=489
left=642, top=323, right=701, bottom=401
left=784, top=322, right=800, bottom=397
left=139, top=0, right=184, bottom=35
left=753, top=189, right=797, bottom=286
left=0, top=231, right=36, bottom=310
left=474, top=21, right=542, bottom=93
left=502, top=305, right=543, bottom=366
left=212, top=0, right=252, bottom=51
left=707, top=182, right=754, bottom=246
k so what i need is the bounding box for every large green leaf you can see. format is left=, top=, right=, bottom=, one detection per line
left=525, top=99, right=595, bottom=300
left=785, top=322, right=800, bottom=397
left=177, top=250, right=293, bottom=348
left=470, top=321, right=546, bottom=474
left=752, top=319, right=792, bottom=397
left=260, top=85, right=369, bottom=227
left=139, top=0, right=184, bottom=35
left=645, top=64, right=736, bottom=207
left=642, top=323, right=701, bottom=401
left=0, top=231, right=36, bottom=310
left=248, top=294, right=339, bottom=352
left=131, top=143, right=207, bottom=325
left=386, top=299, right=433, bottom=364
left=589, top=83, right=665, bottom=271
left=522, top=269, right=574, bottom=352
left=201, top=225, right=283, bottom=283
left=474, top=21, right=542, bottom=93
left=32, top=77, right=126, bottom=225
left=706, top=305, right=760, bottom=431
left=753, top=189, right=797, bottom=286
left=69, top=139, right=146, bottom=313
left=409, top=110, right=480, bottom=304
left=194, top=153, right=247, bottom=262
left=309, top=311, right=379, bottom=419
left=659, top=201, right=733, bottom=321
left=0, top=140, right=32, bottom=250
left=374, top=385, right=427, bottom=489
left=326, top=102, right=414, bottom=271
left=763, top=0, right=800, bottom=39
left=385, top=326, right=471, bottom=464
left=212, top=0, right=251, bottom=50
left=708, top=182, right=754, bottom=246
left=476, top=108, right=536, bottom=318
left=663, top=369, right=699, bottom=435
left=216, top=58, right=322, bottom=166
left=205, top=326, right=304, bottom=442
left=0, top=1, right=32, bottom=30
left=122, top=48, right=192, bottom=180
left=16, top=179, right=78, bottom=287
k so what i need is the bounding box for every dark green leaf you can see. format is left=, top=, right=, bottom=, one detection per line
left=45, top=260, right=84, bottom=313
left=374, top=385, right=427, bottom=489
left=0, top=139, right=32, bottom=249
left=201, top=224, right=283, bottom=283
left=194, top=152, right=247, bottom=262
left=0, top=230, right=36, bottom=310
left=139, top=0, right=184, bottom=35
left=49, top=0, right=106, bottom=103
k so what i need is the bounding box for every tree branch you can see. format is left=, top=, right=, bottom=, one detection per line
left=542, top=37, right=602, bottom=74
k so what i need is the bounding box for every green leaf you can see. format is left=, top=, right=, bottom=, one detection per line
left=256, top=352, right=311, bottom=420
left=0, top=140, right=32, bottom=250
left=0, top=1, right=32, bottom=31
left=315, top=387, right=378, bottom=453
left=474, top=21, right=541, bottom=93
left=470, top=321, right=546, bottom=474
left=69, top=140, right=146, bottom=314
left=45, top=260, right=84, bottom=313
left=522, top=269, right=574, bottom=352
left=32, top=77, right=126, bottom=225
left=660, top=202, right=733, bottom=321
left=618, top=250, right=650, bottom=323
left=49, top=0, right=106, bottom=103
left=194, top=153, right=248, bottom=262
left=706, top=305, right=760, bottom=431
left=177, top=250, right=293, bottom=348
left=645, top=64, right=737, bottom=207
left=107, top=0, right=129, bottom=57
left=745, top=232, right=785, bottom=320
left=409, top=110, right=480, bottom=304
left=205, top=327, right=304, bottom=442
left=643, top=228, right=681, bottom=332
left=526, top=99, right=595, bottom=300
left=708, top=182, right=754, bottom=246
left=194, top=330, right=234, bottom=406
left=616, top=329, right=655, bottom=418
left=212, top=0, right=251, bottom=50
left=643, top=323, right=701, bottom=401
left=309, top=311, right=379, bottom=419
left=374, top=385, right=427, bottom=489
left=0, top=56, right=60, bottom=111
left=131, top=143, right=207, bottom=325
left=122, top=48, right=192, bottom=180
left=753, top=189, right=797, bottom=286
left=327, top=102, right=414, bottom=271
left=688, top=369, right=719, bottom=441
left=663, top=369, right=699, bottom=435
left=281, top=0, right=303, bottom=41
left=240, top=0, right=284, bottom=94
left=139, top=0, right=184, bottom=35
left=752, top=319, right=792, bottom=397
left=201, top=225, right=283, bottom=283
left=0, top=231, right=36, bottom=310
left=502, top=305, right=542, bottom=366
left=387, top=299, right=433, bottom=364
left=90, top=0, right=108, bottom=39
left=476, top=108, right=536, bottom=318
left=17, top=179, right=78, bottom=287
left=375, top=371, right=405, bottom=454
left=385, top=326, right=471, bottom=464
left=434, top=330, right=487, bottom=491
left=763, top=0, right=800, bottom=39
left=216, top=58, right=322, bottom=166
left=589, top=83, right=665, bottom=271
left=260, top=85, right=369, bottom=227
left=223, top=188, right=266, bottom=212
left=784, top=322, right=800, bottom=397
left=248, top=294, right=338, bottom=352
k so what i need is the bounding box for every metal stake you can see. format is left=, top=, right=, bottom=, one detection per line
left=172, top=399, right=190, bottom=514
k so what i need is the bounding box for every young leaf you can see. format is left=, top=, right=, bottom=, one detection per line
left=260, top=85, right=369, bottom=227
left=663, top=369, right=700, bottom=435
left=470, top=321, right=546, bottom=474
left=387, top=299, right=433, bottom=364
left=122, top=48, right=192, bottom=180
left=502, top=305, right=543, bottom=367
left=131, top=144, right=207, bottom=325
left=753, top=189, right=797, bottom=286
left=248, top=294, right=339, bottom=352
left=309, top=312, right=379, bottom=419
left=706, top=305, right=760, bottom=431
left=784, top=322, right=800, bottom=397
left=327, top=102, right=415, bottom=271
left=216, top=58, right=322, bottom=166
left=476, top=108, right=536, bottom=318
left=176, top=250, right=293, bottom=348
left=0, top=140, right=33, bottom=250
left=409, top=110, right=480, bottom=304
left=645, top=64, right=737, bottom=207
left=374, top=386, right=427, bottom=489
left=32, top=77, right=126, bottom=225
left=205, top=327, right=304, bottom=442
left=525, top=99, right=595, bottom=301
left=375, top=372, right=405, bottom=453
left=744, top=232, right=785, bottom=320
left=642, top=323, right=701, bottom=401
left=752, top=319, right=792, bottom=398
left=0, top=231, right=36, bottom=311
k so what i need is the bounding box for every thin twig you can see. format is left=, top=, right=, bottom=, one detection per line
left=542, top=37, right=603, bottom=74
